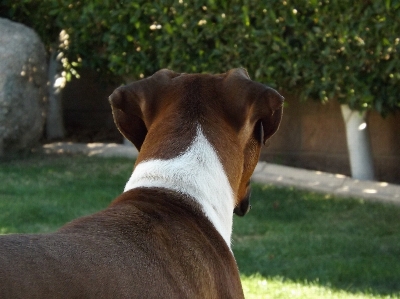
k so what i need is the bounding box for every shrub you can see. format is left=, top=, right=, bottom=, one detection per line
left=2, top=0, right=400, bottom=115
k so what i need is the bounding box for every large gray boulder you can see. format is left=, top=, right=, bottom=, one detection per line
left=0, top=18, right=48, bottom=155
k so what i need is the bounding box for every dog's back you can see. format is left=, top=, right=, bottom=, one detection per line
left=0, top=188, right=243, bottom=299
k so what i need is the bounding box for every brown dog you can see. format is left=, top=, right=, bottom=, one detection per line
left=0, top=69, right=283, bottom=298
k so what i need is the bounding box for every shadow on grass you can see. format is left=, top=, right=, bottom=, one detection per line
left=233, top=184, right=400, bottom=296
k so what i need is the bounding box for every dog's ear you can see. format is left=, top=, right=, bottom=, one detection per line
left=224, top=68, right=284, bottom=145
left=109, top=69, right=179, bottom=150
left=258, top=87, right=284, bottom=144
left=109, top=86, right=147, bottom=150
left=224, top=68, right=284, bottom=217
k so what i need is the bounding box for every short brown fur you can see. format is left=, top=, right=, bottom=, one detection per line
left=0, top=189, right=242, bottom=298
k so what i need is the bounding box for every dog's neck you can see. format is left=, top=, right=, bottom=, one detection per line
left=124, top=125, right=235, bottom=248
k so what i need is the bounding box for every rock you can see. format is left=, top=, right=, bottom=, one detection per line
left=0, top=18, right=48, bottom=155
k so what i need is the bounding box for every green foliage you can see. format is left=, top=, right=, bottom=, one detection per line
left=2, top=0, right=400, bottom=115
left=0, top=0, right=59, bottom=46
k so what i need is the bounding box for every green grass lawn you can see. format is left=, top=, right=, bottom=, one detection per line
left=1, top=153, right=399, bottom=298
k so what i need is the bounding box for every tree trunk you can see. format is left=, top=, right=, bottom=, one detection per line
left=340, top=104, right=375, bottom=181
left=46, top=47, right=66, bottom=139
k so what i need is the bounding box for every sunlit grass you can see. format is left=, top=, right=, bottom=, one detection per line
left=241, top=275, right=395, bottom=299
left=1, top=153, right=399, bottom=298
left=234, top=184, right=400, bottom=298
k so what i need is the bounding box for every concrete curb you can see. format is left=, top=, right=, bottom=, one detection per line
left=41, top=142, right=400, bottom=206
left=253, top=162, right=400, bottom=206
left=41, top=142, right=138, bottom=158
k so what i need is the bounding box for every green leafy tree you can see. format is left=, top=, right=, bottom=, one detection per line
left=3, top=0, right=399, bottom=179
left=3, top=0, right=399, bottom=112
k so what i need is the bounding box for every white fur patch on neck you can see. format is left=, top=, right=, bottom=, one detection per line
left=124, top=126, right=235, bottom=248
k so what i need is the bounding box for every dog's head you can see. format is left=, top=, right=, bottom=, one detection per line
left=109, top=68, right=283, bottom=216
